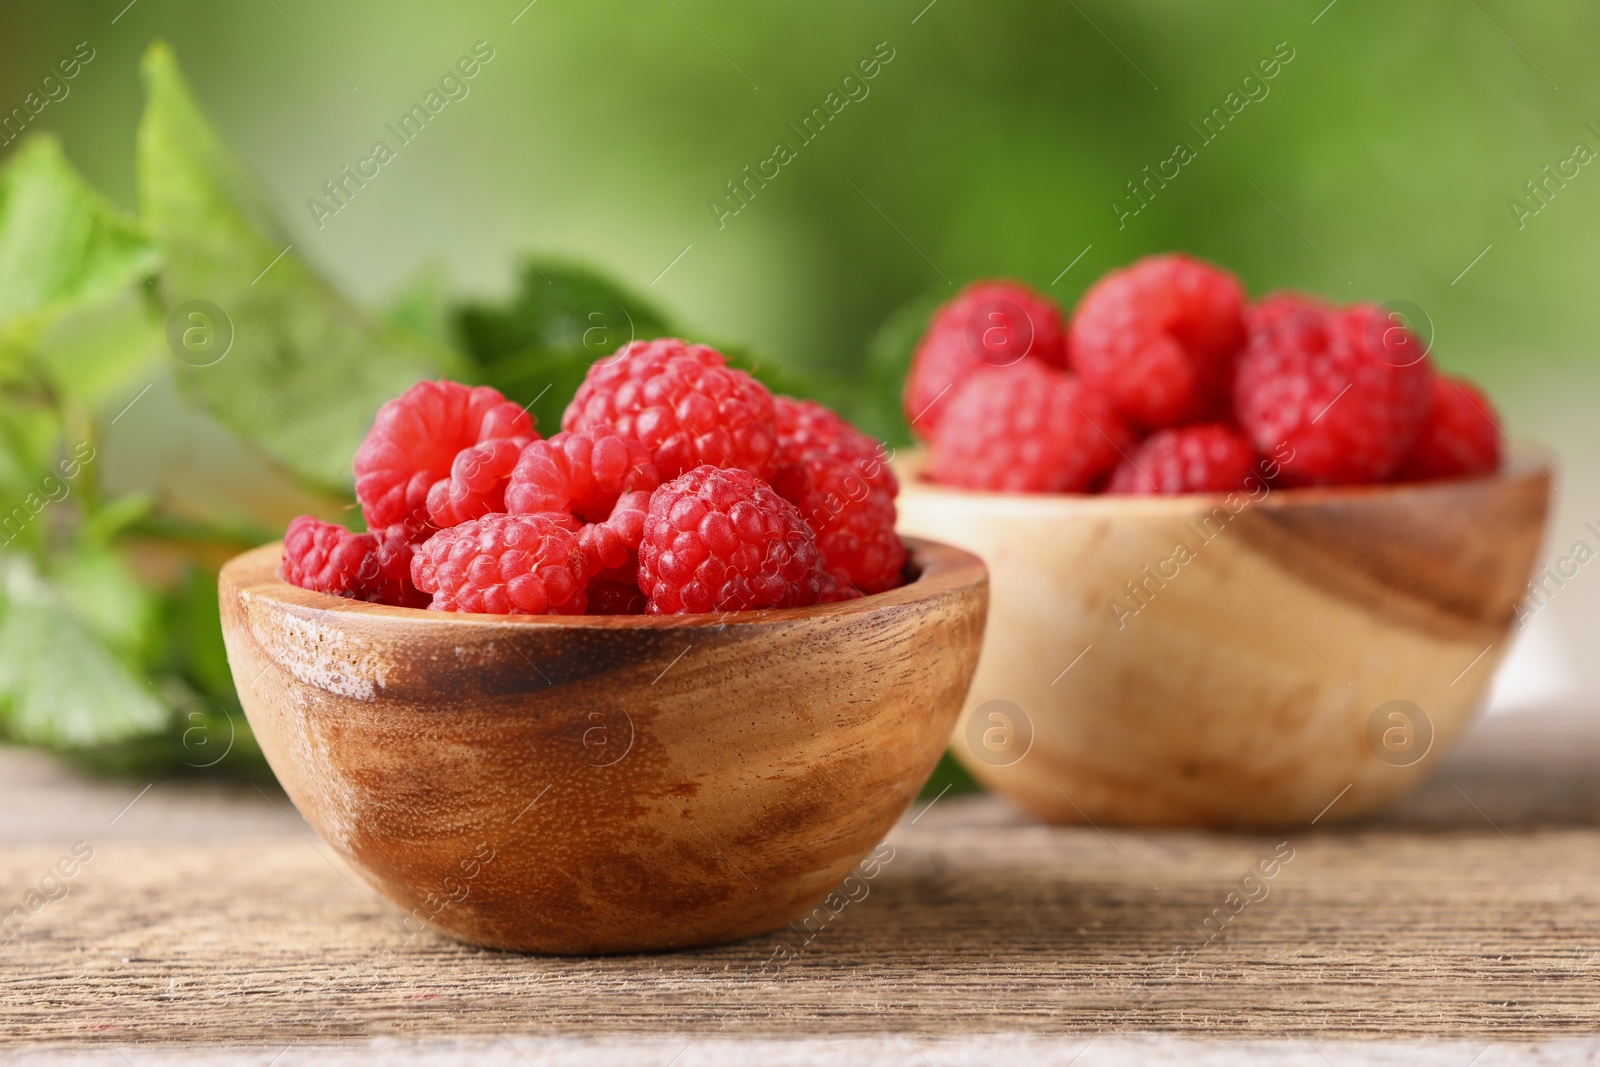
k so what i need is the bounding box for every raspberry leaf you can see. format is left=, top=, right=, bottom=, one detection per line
left=136, top=42, right=461, bottom=495
left=0, top=567, right=167, bottom=749
left=0, top=137, right=162, bottom=407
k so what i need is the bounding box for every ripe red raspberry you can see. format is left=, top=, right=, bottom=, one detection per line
left=1234, top=294, right=1433, bottom=486
left=410, top=513, right=588, bottom=615
left=1393, top=375, right=1502, bottom=481
left=586, top=579, right=647, bottom=615
left=354, top=381, right=534, bottom=531
left=928, top=363, right=1132, bottom=493
left=1107, top=424, right=1258, bottom=495
left=903, top=280, right=1067, bottom=438
left=282, top=516, right=428, bottom=607
left=639, top=465, right=824, bottom=614
left=1068, top=254, right=1246, bottom=428
left=577, top=490, right=653, bottom=574
left=505, top=426, right=659, bottom=523
left=818, top=573, right=864, bottom=603
left=771, top=396, right=905, bottom=596
left=425, top=438, right=525, bottom=528
left=562, top=339, right=778, bottom=480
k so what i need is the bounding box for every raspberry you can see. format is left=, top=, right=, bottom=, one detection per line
left=1107, top=424, right=1258, bottom=495
left=1068, top=254, right=1246, bottom=428
left=903, top=280, right=1067, bottom=438
left=410, top=513, right=588, bottom=615
left=586, top=580, right=647, bottom=615
left=282, top=516, right=428, bottom=607
left=505, top=426, right=660, bottom=523
left=1393, top=375, right=1502, bottom=481
left=771, top=396, right=905, bottom=596
left=575, top=489, right=653, bottom=575
left=562, top=339, right=778, bottom=480
left=1234, top=294, right=1432, bottom=486
left=639, top=465, right=824, bottom=614
left=928, top=363, right=1132, bottom=493
left=425, top=438, right=525, bottom=528
left=818, top=573, right=864, bottom=603
left=354, top=381, right=534, bottom=531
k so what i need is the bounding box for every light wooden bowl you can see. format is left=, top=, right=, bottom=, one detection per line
left=218, top=537, right=986, bottom=954
left=895, top=452, right=1551, bottom=827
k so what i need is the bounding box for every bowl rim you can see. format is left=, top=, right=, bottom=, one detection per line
left=893, top=443, right=1555, bottom=513
left=220, top=535, right=987, bottom=630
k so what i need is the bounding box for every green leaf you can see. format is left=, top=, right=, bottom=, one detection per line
left=147, top=562, right=234, bottom=704
left=385, top=265, right=455, bottom=351
left=53, top=547, right=156, bottom=660
left=79, top=491, right=157, bottom=546
left=0, top=572, right=167, bottom=749
left=455, top=258, right=674, bottom=365
left=136, top=42, right=460, bottom=494
left=29, top=286, right=162, bottom=407
left=856, top=290, right=944, bottom=446
left=0, top=136, right=156, bottom=336
left=715, top=340, right=840, bottom=410
left=453, top=259, right=674, bottom=433
left=450, top=258, right=844, bottom=430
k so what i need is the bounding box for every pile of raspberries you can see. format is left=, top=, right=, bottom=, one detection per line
left=910, top=254, right=1503, bottom=495
left=282, top=340, right=905, bottom=615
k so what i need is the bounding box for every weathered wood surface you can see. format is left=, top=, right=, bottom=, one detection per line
left=0, top=705, right=1598, bottom=1063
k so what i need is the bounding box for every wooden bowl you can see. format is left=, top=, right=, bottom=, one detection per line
left=894, top=452, right=1551, bottom=827
left=218, top=537, right=986, bottom=954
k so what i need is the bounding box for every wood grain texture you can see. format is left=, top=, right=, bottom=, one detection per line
left=2, top=706, right=1598, bottom=1056
left=216, top=538, right=987, bottom=954
left=1, top=791, right=1598, bottom=1049
left=894, top=453, right=1552, bottom=827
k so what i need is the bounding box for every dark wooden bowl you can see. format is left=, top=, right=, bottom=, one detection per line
left=218, top=537, right=987, bottom=954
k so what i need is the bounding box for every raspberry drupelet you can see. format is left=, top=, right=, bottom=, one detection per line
left=903, top=279, right=1068, bottom=438
left=638, top=465, right=824, bottom=614
left=1233, top=294, right=1433, bottom=486
left=771, top=395, right=905, bottom=596
left=928, top=363, right=1132, bottom=493
left=1106, top=424, right=1259, bottom=495
left=354, top=380, right=534, bottom=532
left=410, top=512, right=589, bottom=615
left=281, top=516, right=428, bottom=607
left=1392, top=375, right=1502, bottom=482
left=562, top=338, right=779, bottom=481
left=1068, top=253, right=1247, bottom=429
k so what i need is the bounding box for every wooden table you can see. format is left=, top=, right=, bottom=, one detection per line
left=2, top=705, right=1598, bottom=1066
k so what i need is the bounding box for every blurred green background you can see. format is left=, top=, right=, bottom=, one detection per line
left=1, top=0, right=1596, bottom=775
